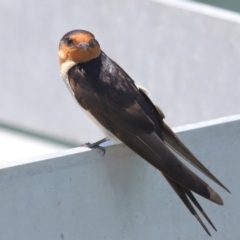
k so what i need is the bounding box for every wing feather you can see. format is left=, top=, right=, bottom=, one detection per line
left=138, top=87, right=230, bottom=193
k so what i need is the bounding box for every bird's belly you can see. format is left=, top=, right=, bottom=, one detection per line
left=65, top=76, right=121, bottom=143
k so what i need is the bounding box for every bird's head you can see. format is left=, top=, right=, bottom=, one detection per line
left=58, top=30, right=101, bottom=80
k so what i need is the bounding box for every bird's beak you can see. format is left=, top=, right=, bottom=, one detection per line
left=78, top=43, right=89, bottom=50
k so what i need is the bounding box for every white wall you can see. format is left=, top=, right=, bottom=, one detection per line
left=0, top=114, right=239, bottom=239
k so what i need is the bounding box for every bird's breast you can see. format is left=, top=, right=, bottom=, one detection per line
left=66, top=74, right=121, bottom=144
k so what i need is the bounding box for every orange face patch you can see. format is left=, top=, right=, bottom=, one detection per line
left=58, top=32, right=100, bottom=65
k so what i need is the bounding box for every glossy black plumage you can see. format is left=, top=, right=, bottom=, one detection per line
left=60, top=30, right=229, bottom=236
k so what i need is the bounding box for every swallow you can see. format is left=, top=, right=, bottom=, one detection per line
left=58, top=30, right=229, bottom=236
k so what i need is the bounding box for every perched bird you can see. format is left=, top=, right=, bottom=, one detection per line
left=58, top=29, right=229, bottom=236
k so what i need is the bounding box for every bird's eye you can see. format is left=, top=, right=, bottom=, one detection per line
left=66, top=37, right=73, bottom=46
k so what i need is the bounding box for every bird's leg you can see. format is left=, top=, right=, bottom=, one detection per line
left=81, top=138, right=107, bottom=155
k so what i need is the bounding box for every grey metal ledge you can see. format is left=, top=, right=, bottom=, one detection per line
left=153, top=0, right=240, bottom=23
left=0, top=114, right=239, bottom=239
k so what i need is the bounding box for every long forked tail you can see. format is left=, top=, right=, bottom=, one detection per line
left=164, top=175, right=217, bottom=236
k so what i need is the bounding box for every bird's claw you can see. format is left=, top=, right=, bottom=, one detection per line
left=80, top=138, right=107, bottom=156
left=83, top=142, right=105, bottom=155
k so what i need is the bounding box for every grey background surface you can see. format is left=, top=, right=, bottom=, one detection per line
left=0, top=0, right=239, bottom=143
left=0, top=115, right=238, bottom=240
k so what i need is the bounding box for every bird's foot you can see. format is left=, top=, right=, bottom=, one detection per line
left=81, top=138, right=107, bottom=155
